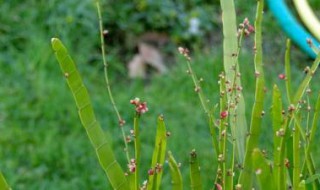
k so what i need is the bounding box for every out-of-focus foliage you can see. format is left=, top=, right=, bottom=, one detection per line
left=102, top=0, right=220, bottom=46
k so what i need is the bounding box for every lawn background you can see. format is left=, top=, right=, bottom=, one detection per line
left=1, top=0, right=320, bottom=189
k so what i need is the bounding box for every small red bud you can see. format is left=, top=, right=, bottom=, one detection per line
left=148, top=169, right=154, bottom=175
left=220, top=111, right=228, bottom=119
left=278, top=74, right=286, bottom=80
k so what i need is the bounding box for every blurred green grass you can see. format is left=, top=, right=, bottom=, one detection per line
left=1, top=0, right=320, bottom=189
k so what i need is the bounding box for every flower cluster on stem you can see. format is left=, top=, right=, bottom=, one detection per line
left=130, top=97, right=149, bottom=115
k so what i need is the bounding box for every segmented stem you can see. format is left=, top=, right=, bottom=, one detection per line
left=51, top=38, right=129, bottom=190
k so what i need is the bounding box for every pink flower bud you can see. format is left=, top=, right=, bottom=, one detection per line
left=220, top=111, right=228, bottom=119
left=148, top=169, right=154, bottom=175
left=278, top=73, right=286, bottom=80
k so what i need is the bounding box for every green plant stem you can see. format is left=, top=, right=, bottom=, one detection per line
left=0, top=172, right=10, bottom=190
left=134, top=114, right=141, bottom=190
left=225, top=139, right=235, bottom=190
left=279, top=118, right=290, bottom=190
left=147, top=115, right=167, bottom=190
left=168, top=151, right=183, bottom=190
left=184, top=58, right=219, bottom=160
left=293, top=116, right=301, bottom=190
left=189, top=150, right=202, bottom=190
left=252, top=148, right=275, bottom=190
left=185, top=60, right=209, bottom=115
left=303, top=93, right=320, bottom=189
left=292, top=55, right=320, bottom=105
left=285, top=39, right=292, bottom=103
left=218, top=73, right=227, bottom=188
left=95, top=0, right=130, bottom=163
left=238, top=1, right=264, bottom=189
left=272, top=85, right=283, bottom=190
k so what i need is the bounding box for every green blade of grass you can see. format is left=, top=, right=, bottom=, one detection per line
left=189, top=149, right=202, bottom=190
left=168, top=151, right=183, bottom=190
left=220, top=0, right=247, bottom=164
left=272, top=84, right=284, bottom=190
left=147, top=115, right=167, bottom=190
left=0, top=172, right=10, bottom=190
left=252, top=148, right=275, bottom=190
left=51, top=38, right=129, bottom=190
left=238, top=1, right=265, bottom=189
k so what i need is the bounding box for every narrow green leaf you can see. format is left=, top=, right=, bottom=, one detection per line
left=252, top=148, right=276, bottom=190
left=147, top=115, right=167, bottom=190
left=168, top=151, right=183, bottom=190
left=0, top=172, right=10, bottom=190
left=238, top=1, right=264, bottom=189
left=189, top=149, right=202, bottom=190
left=220, top=0, right=247, bottom=163
left=51, top=38, right=129, bottom=190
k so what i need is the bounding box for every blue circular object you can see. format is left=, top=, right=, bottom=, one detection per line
left=266, top=0, right=319, bottom=58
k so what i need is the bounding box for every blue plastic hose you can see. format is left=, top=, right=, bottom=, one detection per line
left=266, top=0, right=319, bottom=58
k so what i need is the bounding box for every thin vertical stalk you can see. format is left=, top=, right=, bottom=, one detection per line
left=238, top=1, right=265, bottom=189
left=218, top=72, right=227, bottom=188
left=285, top=39, right=292, bottom=103
left=134, top=114, right=141, bottom=190
left=185, top=60, right=210, bottom=115
left=181, top=54, right=219, bottom=160
left=95, top=0, right=130, bottom=162
left=272, top=85, right=283, bottom=190
left=293, top=116, right=301, bottom=190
